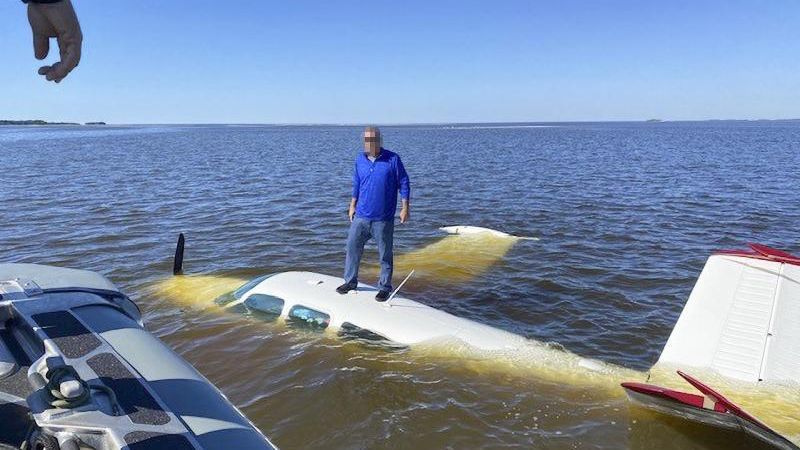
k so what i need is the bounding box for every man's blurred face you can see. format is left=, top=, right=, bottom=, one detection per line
left=363, top=129, right=381, bottom=155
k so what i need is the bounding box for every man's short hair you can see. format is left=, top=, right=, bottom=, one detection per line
left=364, top=126, right=381, bottom=136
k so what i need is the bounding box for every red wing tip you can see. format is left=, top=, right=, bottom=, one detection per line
left=748, top=242, right=799, bottom=259
left=715, top=245, right=800, bottom=265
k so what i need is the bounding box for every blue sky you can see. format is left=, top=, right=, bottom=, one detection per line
left=1, top=0, right=798, bottom=124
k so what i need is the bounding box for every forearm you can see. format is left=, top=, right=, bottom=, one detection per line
left=350, top=197, right=358, bottom=207
left=401, top=199, right=409, bottom=210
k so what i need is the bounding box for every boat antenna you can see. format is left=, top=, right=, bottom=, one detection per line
left=173, top=233, right=185, bottom=275
left=387, top=269, right=415, bottom=304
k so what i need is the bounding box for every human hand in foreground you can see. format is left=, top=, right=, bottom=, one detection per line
left=28, top=0, right=82, bottom=83
left=349, top=202, right=356, bottom=222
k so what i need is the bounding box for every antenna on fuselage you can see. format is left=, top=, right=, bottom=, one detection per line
left=386, top=269, right=415, bottom=304
left=173, top=233, right=185, bottom=275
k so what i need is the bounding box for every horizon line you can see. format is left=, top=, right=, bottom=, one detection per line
left=3, top=118, right=800, bottom=127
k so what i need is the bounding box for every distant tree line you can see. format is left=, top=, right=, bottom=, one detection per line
left=0, top=120, right=105, bottom=126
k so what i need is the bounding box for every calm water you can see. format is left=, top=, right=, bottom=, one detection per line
left=2, top=122, right=799, bottom=449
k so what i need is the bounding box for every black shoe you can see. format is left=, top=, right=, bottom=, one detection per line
left=375, top=290, right=390, bottom=302
left=336, top=282, right=357, bottom=295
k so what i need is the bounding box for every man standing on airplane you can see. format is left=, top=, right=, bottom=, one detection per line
left=337, top=126, right=411, bottom=302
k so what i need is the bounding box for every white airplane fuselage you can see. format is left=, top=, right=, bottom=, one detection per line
left=222, top=271, right=527, bottom=351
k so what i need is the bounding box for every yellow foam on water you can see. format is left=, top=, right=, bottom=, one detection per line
left=365, top=233, right=519, bottom=282
left=149, top=274, right=247, bottom=309
left=410, top=337, right=644, bottom=394
left=414, top=344, right=800, bottom=442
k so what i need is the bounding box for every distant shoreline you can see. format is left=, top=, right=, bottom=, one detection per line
left=0, top=120, right=106, bottom=126
left=2, top=119, right=798, bottom=127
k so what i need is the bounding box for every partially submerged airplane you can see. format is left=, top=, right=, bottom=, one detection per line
left=166, top=231, right=799, bottom=447
left=622, top=243, right=800, bottom=449
left=173, top=226, right=537, bottom=351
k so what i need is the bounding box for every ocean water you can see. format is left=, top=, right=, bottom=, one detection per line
left=2, top=122, right=799, bottom=449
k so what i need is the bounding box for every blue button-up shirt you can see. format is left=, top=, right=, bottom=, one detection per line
left=352, top=148, right=410, bottom=221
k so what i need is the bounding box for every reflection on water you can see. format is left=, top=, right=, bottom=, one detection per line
left=2, top=122, right=800, bottom=449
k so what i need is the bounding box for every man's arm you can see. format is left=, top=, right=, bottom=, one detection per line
left=349, top=160, right=360, bottom=221
left=396, top=156, right=410, bottom=224
left=25, top=0, right=82, bottom=83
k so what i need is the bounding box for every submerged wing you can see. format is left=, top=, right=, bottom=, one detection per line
left=366, top=226, right=525, bottom=283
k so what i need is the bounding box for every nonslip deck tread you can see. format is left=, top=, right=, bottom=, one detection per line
left=87, top=353, right=170, bottom=425
left=32, top=311, right=101, bottom=359
left=124, top=431, right=194, bottom=450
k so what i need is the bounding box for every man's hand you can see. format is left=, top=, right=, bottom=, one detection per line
left=399, top=206, right=410, bottom=224
left=28, top=0, right=82, bottom=83
left=348, top=199, right=357, bottom=222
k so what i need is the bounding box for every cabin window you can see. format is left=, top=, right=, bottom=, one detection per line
left=243, top=294, right=285, bottom=319
left=338, top=322, right=403, bottom=349
left=338, top=322, right=387, bottom=342
left=287, top=305, right=330, bottom=330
